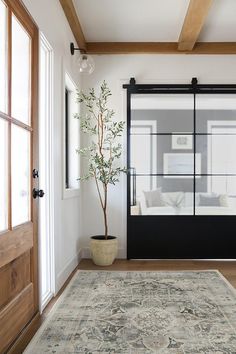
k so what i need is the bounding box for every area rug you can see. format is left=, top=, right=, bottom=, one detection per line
left=25, top=270, right=236, bottom=353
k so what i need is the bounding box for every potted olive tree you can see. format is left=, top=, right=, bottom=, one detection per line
left=76, top=81, right=126, bottom=266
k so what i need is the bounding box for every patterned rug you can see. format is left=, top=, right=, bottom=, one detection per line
left=25, top=270, right=236, bottom=353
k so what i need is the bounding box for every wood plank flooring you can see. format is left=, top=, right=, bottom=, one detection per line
left=79, top=259, right=236, bottom=288
left=41, top=259, right=236, bottom=321
left=42, top=259, right=236, bottom=320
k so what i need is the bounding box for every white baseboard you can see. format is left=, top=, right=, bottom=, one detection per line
left=56, top=249, right=83, bottom=293
left=82, top=247, right=126, bottom=259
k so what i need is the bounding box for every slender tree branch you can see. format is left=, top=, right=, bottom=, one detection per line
left=103, top=184, right=108, bottom=238
left=94, top=172, right=104, bottom=210
left=100, top=114, right=104, bottom=152
left=97, top=114, right=101, bottom=155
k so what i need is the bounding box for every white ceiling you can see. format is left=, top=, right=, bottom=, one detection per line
left=74, top=0, right=236, bottom=42
left=198, top=0, right=236, bottom=41
left=74, top=0, right=189, bottom=42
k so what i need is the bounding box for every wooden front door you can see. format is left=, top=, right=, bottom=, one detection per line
left=0, top=1, right=39, bottom=352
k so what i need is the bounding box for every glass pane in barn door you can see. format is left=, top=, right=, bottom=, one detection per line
left=11, top=125, right=30, bottom=227
left=0, top=119, right=8, bottom=232
left=11, top=15, right=31, bottom=124
left=0, top=0, right=7, bottom=113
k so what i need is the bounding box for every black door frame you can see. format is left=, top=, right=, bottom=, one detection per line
left=124, top=78, right=236, bottom=260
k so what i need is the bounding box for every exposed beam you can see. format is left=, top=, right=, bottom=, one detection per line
left=87, top=42, right=178, bottom=54
left=86, top=42, right=236, bottom=55
left=178, top=0, right=213, bottom=51
left=59, top=0, right=86, bottom=51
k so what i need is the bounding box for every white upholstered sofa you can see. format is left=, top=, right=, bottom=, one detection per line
left=138, top=189, right=236, bottom=215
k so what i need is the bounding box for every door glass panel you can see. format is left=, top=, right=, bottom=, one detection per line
left=195, top=94, right=236, bottom=215
left=163, top=152, right=199, bottom=176
left=131, top=132, right=195, bottom=175
left=130, top=175, right=194, bottom=215
left=195, top=176, right=236, bottom=215
left=196, top=94, right=236, bottom=133
left=131, top=94, right=194, bottom=133
left=196, top=133, right=236, bottom=175
left=131, top=126, right=157, bottom=175
left=12, top=125, right=30, bottom=227
left=0, top=0, right=7, bottom=113
left=130, top=93, right=194, bottom=216
left=11, top=15, right=31, bottom=124
left=130, top=93, right=236, bottom=217
left=0, top=118, right=8, bottom=232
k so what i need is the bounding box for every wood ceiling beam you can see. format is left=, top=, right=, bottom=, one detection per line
left=178, top=0, right=213, bottom=51
left=86, top=42, right=236, bottom=55
left=59, top=0, right=86, bottom=51
left=87, top=42, right=178, bottom=54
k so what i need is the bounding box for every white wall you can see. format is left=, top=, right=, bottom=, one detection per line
left=81, top=54, right=236, bottom=258
left=19, top=0, right=236, bottom=266
left=22, top=0, right=82, bottom=292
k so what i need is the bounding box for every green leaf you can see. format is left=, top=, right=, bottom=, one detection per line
left=75, top=81, right=127, bottom=187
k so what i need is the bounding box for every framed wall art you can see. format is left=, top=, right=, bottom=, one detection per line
left=172, top=133, right=193, bottom=150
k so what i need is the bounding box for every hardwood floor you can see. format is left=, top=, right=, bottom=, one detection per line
left=42, top=259, right=236, bottom=321
left=41, top=259, right=236, bottom=320
left=79, top=259, right=236, bottom=288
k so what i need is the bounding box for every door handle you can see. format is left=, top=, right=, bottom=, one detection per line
left=32, top=169, right=39, bottom=178
left=33, top=188, right=45, bottom=199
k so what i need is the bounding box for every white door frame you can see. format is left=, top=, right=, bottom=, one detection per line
left=39, top=32, right=55, bottom=312
left=207, top=120, right=236, bottom=193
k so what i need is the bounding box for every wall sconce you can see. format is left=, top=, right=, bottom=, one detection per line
left=70, top=42, right=95, bottom=74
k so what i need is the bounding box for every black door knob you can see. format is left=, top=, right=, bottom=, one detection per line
left=32, top=169, right=39, bottom=178
left=33, top=188, right=45, bottom=199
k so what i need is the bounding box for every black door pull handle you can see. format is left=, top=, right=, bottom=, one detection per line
left=33, top=188, right=45, bottom=199
left=32, top=169, right=39, bottom=178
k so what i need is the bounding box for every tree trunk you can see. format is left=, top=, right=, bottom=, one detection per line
left=103, top=185, right=108, bottom=239
left=103, top=207, right=108, bottom=239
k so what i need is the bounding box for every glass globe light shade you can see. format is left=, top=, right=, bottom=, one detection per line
left=77, top=54, right=95, bottom=74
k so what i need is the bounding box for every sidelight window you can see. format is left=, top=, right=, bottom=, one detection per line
left=11, top=15, right=31, bottom=124
left=0, top=119, right=8, bottom=232
left=0, top=0, right=7, bottom=113
left=0, top=0, right=33, bottom=231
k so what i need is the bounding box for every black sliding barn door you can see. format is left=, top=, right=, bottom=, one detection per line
left=124, top=78, right=236, bottom=259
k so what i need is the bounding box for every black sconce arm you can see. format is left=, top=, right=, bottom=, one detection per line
left=70, top=42, right=86, bottom=55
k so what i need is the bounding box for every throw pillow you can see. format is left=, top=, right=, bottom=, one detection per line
left=220, top=194, right=229, bottom=207
left=199, top=194, right=221, bottom=206
left=143, top=188, right=165, bottom=208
